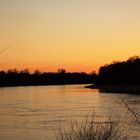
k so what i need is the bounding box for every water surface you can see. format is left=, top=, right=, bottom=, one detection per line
left=0, top=84, right=139, bottom=140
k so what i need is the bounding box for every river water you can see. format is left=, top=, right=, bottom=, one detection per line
left=0, top=84, right=139, bottom=140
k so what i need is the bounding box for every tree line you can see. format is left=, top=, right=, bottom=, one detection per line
left=1, top=55, right=140, bottom=87
left=97, top=56, right=140, bottom=85
left=0, top=68, right=97, bottom=87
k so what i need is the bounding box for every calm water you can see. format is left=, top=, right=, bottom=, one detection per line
left=0, top=84, right=139, bottom=140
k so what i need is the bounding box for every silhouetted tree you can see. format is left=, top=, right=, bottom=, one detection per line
left=57, top=68, right=66, bottom=73
left=0, top=69, right=96, bottom=87
left=97, top=56, right=140, bottom=85
left=33, top=70, right=41, bottom=75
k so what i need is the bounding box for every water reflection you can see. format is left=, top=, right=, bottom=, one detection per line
left=0, top=85, right=139, bottom=140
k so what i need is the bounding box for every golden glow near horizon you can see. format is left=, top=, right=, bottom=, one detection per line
left=0, top=0, right=140, bottom=72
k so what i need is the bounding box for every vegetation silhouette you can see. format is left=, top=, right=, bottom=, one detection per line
left=86, top=56, right=140, bottom=94
left=97, top=56, right=140, bottom=85
left=0, top=69, right=97, bottom=87
left=1, top=55, right=140, bottom=88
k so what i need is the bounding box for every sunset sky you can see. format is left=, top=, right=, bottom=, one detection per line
left=0, top=0, right=140, bottom=73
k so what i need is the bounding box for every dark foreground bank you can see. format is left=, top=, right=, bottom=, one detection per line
left=86, top=84, right=140, bottom=94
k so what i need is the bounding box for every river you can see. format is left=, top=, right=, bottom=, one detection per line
left=0, top=84, right=139, bottom=140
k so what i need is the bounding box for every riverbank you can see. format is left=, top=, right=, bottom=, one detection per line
left=86, top=84, right=140, bottom=94
left=0, top=83, right=92, bottom=88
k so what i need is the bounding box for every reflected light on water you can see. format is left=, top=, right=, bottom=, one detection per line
left=0, top=84, right=139, bottom=140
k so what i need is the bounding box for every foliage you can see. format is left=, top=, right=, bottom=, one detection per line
left=97, top=56, right=140, bottom=85
left=0, top=69, right=97, bottom=87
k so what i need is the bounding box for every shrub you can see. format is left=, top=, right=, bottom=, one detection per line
left=57, top=110, right=129, bottom=140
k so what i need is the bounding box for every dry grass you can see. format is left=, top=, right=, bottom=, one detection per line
left=56, top=110, right=129, bottom=140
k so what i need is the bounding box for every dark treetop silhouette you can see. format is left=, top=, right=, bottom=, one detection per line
left=1, top=55, right=140, bottom=89
left=87, top=56, right=140, bottom=94
left=0, top=45, right=97, bottom=87
left=97, top=56, right=140, bottom=85
left=0, top=69, right=97, bottom=87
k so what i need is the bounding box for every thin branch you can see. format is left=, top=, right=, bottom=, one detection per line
left=0, top=44, right=12, bottom=54
left=122, top=98, right=140, bottom=124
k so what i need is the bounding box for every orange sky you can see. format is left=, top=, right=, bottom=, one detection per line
left=0, top=0, right=140, bottom=73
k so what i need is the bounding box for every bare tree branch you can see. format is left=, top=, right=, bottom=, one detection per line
left=122, top=98, right=140, bottom=124
left=0, top=44, right=12, bottom=54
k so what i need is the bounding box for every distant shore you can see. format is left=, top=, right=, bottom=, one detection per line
left=0, top=70, right=96, bottom=88
left=0, top=83, right=92, bottom=88
left=86, top=84, right=140, bottom=94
